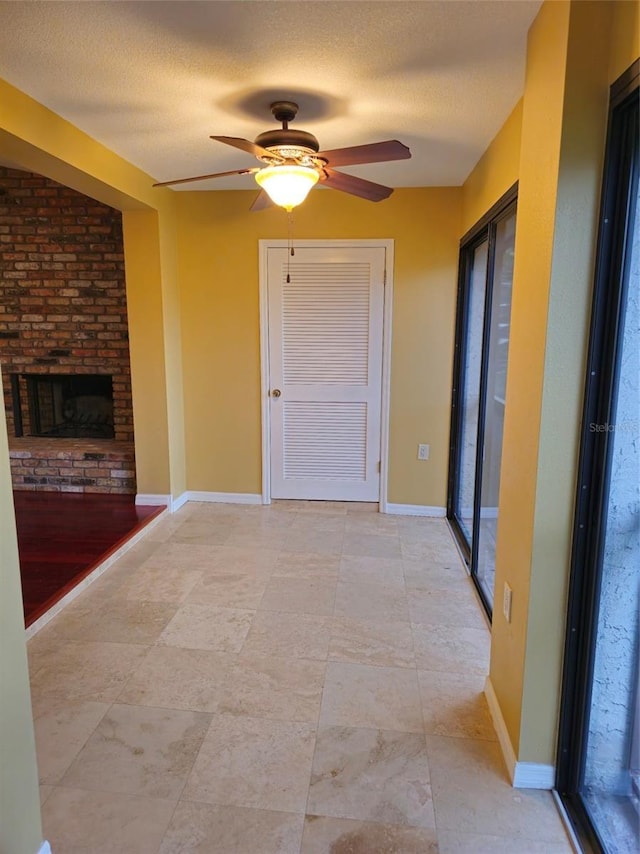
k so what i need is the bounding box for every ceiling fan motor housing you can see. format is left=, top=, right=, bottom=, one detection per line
left=254, top=129, right=320, bottom=155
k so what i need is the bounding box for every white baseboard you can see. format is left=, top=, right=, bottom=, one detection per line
left=136, top=493, right=171, bottom=506
left=484, top=675, right=518, bottom=780
left=37, top=840, right=52, bottom=854
left=184, top=491, right=263, bottom=505
left=25, top=509, right=167, bottom=639
left=382, top=503, right=446, bottom=517
left=135, top=492, right=264, bottom=511
left=171, top=491, right=189, bottom=512
left=513, top=761, right=556, bottom=789
left=484, top=676, right=555, bottom=789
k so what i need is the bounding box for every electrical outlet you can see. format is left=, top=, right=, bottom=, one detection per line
left=503, top=582, right=513, bottom=623
left=417, top=444, right=430, bottom=460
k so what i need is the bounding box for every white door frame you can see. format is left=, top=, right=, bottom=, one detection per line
left=259, top=238, right=394, bottom=508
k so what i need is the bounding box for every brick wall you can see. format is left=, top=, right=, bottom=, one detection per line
left=9, top=438, right=136, bottom=494
left=0, top=167, right=133, bottom=443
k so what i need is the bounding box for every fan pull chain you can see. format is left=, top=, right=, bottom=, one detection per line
left=286, top=211, right=295, bottom=283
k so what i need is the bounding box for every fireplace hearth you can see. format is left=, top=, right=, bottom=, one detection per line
left=12, top=374, right=115, bottom=439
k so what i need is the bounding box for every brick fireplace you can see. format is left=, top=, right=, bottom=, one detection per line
left=0, top=167, right=136, bottom=493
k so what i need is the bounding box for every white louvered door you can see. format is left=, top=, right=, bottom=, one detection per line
left=267, top=244, right=385, bottom=500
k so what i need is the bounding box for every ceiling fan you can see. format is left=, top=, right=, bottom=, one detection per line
left=153, top=101, right=411, bottom=211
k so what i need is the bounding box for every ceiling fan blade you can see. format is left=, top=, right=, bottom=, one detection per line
left=250, top=190, right=273, bottom=212
left=321, top=167, right=393, bottom=202
left=210, top=135, right=274, bottom=159
left=153, top=167, right=259, bottom=188
left=318, top=140, right=411, bottom=168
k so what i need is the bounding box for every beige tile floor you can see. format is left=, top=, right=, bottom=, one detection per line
left=28, top=501, right=574, bottom=854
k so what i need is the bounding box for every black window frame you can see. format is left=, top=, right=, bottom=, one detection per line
left=447, top=182, right=518, bottom=618
left=556, top=59, right=639, bottom=853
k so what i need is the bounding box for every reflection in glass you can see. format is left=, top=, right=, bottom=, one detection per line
left=456, top=240, right=488, bottom=543
left=475, top=211, right=516, bottom=607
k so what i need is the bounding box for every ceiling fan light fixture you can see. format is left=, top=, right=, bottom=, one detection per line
left=255, top=164, right=319, bottom=211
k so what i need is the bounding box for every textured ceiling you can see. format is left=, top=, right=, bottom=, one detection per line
left=0, top=0, right=541, bottom=191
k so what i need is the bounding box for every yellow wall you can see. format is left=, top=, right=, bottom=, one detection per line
left=157, top=203, right=187, bottom=498
left=519, top=0, right=613, bottom=763
left=176, top=187, right=462, bottom=505
left=122, top=211, right=172, bottom=494
left=0, top=370, right=42, bottom=854
left=490, top=0, right=572, bottom=760
left=609, top=0, right=639, bottom=82
left=124, top=203, right=187, bottom=499
left=461, top=99, right=523, bottom=234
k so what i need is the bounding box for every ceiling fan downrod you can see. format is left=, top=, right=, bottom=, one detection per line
left=271, top=100, right=299, bottom=129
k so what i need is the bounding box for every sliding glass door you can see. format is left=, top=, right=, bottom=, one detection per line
left=448, top=187, right=517, bottom=616
left=558, top=62, right=639, bottom=853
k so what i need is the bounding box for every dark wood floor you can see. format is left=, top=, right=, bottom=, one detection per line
left=14, top=491, right=163, bottom=627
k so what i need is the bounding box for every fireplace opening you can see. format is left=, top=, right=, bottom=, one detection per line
left=17, top=374, right=115, bottom=439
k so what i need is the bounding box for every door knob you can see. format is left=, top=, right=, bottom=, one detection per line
left=271, top=389, right=282, bottom=398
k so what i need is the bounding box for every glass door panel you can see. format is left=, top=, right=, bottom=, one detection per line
left=475, top=210, right=516, bottom=607
left=455, top=239, right=488, bottom=544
